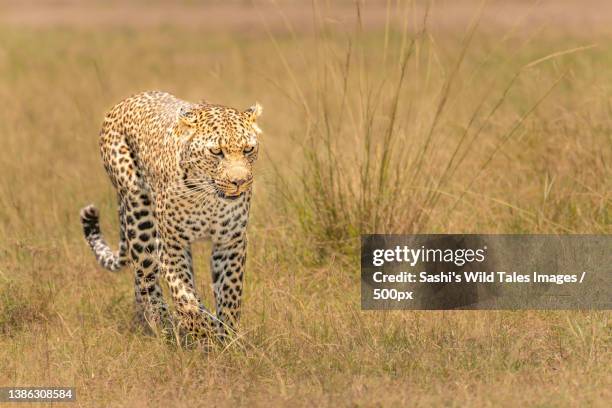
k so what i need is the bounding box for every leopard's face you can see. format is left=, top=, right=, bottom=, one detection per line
left=179, top=103, right=262, bottom=200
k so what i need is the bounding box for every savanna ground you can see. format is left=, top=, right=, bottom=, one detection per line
left=0, top=1, right=610, bottom=406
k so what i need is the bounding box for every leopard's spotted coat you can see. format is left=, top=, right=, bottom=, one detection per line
left=80, top=91, right=262, bottom=340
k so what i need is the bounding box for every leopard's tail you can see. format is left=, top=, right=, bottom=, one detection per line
left=80, top=204, right=128, bottom=272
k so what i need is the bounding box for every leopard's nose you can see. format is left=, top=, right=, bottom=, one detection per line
left=231, top=178, right=247, bottom=188
left=227, top=165, right=250, bottom=190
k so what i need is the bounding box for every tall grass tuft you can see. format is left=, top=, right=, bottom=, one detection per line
left=271, top=3, right=573, bottom=255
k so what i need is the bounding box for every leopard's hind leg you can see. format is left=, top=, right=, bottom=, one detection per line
left=82, top=125, right=170, bottom=332
left=122, top=190, right=171, bottom=332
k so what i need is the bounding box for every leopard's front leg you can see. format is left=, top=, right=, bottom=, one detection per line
left=158, top=231, right=217, bottom=340
left=211, top=233, right=247, bottom=338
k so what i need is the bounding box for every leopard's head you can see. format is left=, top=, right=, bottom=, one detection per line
left=178, top=102, right=262, bottom=200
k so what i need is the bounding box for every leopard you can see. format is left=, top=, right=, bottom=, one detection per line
left=79, top=90, right=262, bottom=341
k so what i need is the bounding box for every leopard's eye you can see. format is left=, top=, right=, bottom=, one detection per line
left=209, top=147, right=223, bottom=157
left=243, top=145, right=255, bottom=154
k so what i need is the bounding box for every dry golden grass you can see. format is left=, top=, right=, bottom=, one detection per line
left=0, top=1, right=610, bottom=406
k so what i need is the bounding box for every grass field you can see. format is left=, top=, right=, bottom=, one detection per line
left=0, top=1, right=610, bottom=406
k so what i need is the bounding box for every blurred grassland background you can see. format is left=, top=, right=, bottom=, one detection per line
left=0, top=0, right=610, bottom=406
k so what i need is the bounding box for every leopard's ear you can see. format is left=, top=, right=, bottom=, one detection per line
left=178, top=106, right=197, bottom=127
left=244, top=103, right=263, bottom=134
left=244, top=102, right=263, bottom=122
